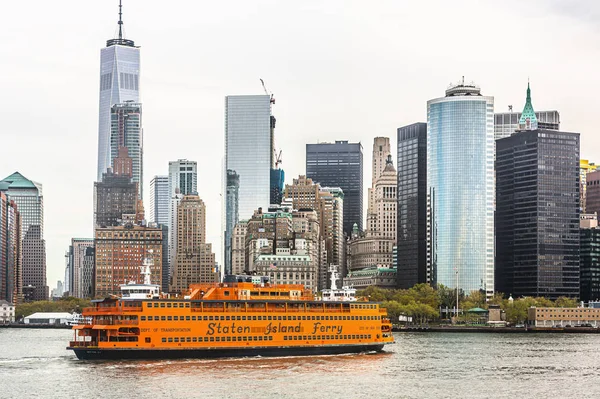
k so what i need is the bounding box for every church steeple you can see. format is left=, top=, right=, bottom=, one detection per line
left=518, top=81, right=538, bottom=131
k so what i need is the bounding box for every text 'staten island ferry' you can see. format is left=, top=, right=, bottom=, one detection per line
left=67, top=260, right=394, bottom=360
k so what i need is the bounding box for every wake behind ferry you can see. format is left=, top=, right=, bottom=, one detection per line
left=67, top=260, right=394, bottom=360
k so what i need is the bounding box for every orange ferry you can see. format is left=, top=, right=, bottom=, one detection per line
left=67, top=261, right=394, bottom=360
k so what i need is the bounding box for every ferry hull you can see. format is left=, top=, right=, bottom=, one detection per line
left=68, top=344, right=385, bottom=360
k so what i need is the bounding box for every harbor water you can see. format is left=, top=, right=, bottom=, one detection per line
left=2, top=328, right=600, bottom=398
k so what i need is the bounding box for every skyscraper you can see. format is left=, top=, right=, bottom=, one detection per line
left=168, top=160, right=198, bottom=199
left=224, top=170, right=240, bottom=275
left=580, top=160, right=597, bottom=213
left=345, top=154, right=397, bottom=289
left=0, top=193, right=20, bottom=303
left=0, top=173, right=46, bottom=301
left=396, top=122, right=428, bottom=289
left=69, top=239, right=95, bottom=299
left=283, top=176, right=345, bottom=289
left=580, top=214, right=600, bottom=302
left=494, top=109, right=560, bottom=141
left=97, top=1, right=140, bottom=181
left=167, top=160, right=198, bottom=273
left=225, top=95, right=274, bottom=221
left=306, top=141, right=363, bottom=235
left=367, top=138, right=391, bottom=232
left=110, top=102, right=143, bottom=198
left=94, top=164, right=138, bottom=228
left=496, top=129, right=580, bottom=299
left=427, top=80, right=495, bottom=296
left=170, top=195, right=216, bottom=292
left=496, top=83, right=579, bottom=299
left=94, top=224, right=162, bottom=297
left=149, top=176, right=169, bottom=225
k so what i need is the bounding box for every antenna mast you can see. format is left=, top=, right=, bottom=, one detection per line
left=118, top=0, right=123, bottom=40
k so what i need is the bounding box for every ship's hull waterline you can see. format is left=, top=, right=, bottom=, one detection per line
left=69, top=343, right=386, bottom=360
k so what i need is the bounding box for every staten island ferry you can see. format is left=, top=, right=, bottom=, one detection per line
left=67, top=260, right=394, bottom=360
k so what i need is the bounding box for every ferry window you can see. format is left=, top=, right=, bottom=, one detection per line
left=186, top=337, right=191, bottom=342
left=210, top=337, right=215, bottom=342
left=269, top=336, right=273, bottom=341
left=141, top=316, right=146, bottom=321
left=325, top=316, right=329, bottom=321
left=185, top=303, right=190, bottom=308
left=267, top=316, right=272, bottom=321
left=161, top=316, right=166, bottom=321
left=226, top=316, right=231, bottom=321
left=203, top=316, right=208, bottom=321
left=224, top=291, right=230, bottom=296
left=168, top=338, right=173, bottom=343
left=284, top=336, right=288, bottom=341
left=242, top=316, right=247, bottom=321
left=232, top=337, right=237, bottom=342
left=192, top=337, right=197, bottom=342
left=227, top=337, right=231, bottom=342
left=167, top=316, right=172, bottom=321
left=293, top=336, right=298, bottom=341
left=204, top=337, right=209, bottom=342
left=161, top=338, right=166, bottom=343
left=174, top=338, right=179, bottom=343
left=253, top=336, right=258, bottom=341
left=160, top=303, right=165, bottom=308
left=277, top=316, right=282, bottom=321
left=179, top=303, right=184, bottom=308
left=242, top=337, right=247, bottom=342
left=186, top=316, right=191, bottom=321
left=216, top=337, right=220, bottom=342
left=167, top=303, right=172, bottom=308
left=220, top=316, right=225, bottom=321
left=146, top=303, right=152, bottom=308
left=209, top=316, right=214, bottom=321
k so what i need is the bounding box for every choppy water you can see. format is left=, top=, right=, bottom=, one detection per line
left=1, top=328, right=600, bottom=398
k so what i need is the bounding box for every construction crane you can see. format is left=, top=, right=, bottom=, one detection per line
left=260, top=78, right=275, bottom=104
left=274, top=149, right=282, bottom=169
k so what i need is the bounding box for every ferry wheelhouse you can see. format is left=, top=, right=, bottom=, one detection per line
left=68, top=261, right=393, bottom=360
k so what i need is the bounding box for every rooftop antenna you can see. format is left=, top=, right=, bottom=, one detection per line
left=118, top=0, right=123, bottom=40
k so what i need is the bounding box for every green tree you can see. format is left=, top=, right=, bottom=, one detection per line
left=15, top=298, right=92, bottom=320
left=408, top=284, right=440, bottom=308
left=380, top=300, right=403, bottom=321
left=554, top=297, right=579, bottom=308
left=357, top=286, right=392, bottom=302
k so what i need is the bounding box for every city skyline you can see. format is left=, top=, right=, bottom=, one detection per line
left=2, top=1, right=600, bottom=287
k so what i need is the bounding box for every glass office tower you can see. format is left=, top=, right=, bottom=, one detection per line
left=149, top=176, right=169, bottom=225
left=496, top=129, right=580, bottom=299
left=306, top=141, right=363, bottom=236
left=396, top=123, right=428, bottom=289
left=427, top=81, right=495, bottom=296
left=110, top=102, right=143, bottom=199
left=224, top=95, right=273, bottom=221
left=97, top=12, right=140, bottom=181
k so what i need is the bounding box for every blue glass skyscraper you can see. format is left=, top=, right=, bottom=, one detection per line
left=427, top=80, right=494, bottom=296
left=97, top=2, right=140, bottom=181
left=224, top=95, right=273, bottom=220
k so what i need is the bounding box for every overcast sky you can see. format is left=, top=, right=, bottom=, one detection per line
left=1, top=0, right=599, bottom=288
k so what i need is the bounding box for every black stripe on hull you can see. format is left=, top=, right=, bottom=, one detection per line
left=68, top=344, right=385, bottom=360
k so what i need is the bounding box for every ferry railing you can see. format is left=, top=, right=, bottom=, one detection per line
left=69, top=341, right=97, bottom=348
left=92, top=319, right=139, bottom=326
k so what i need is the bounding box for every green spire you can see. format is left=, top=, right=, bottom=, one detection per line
left=518, top=81, right=538, bottom=130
